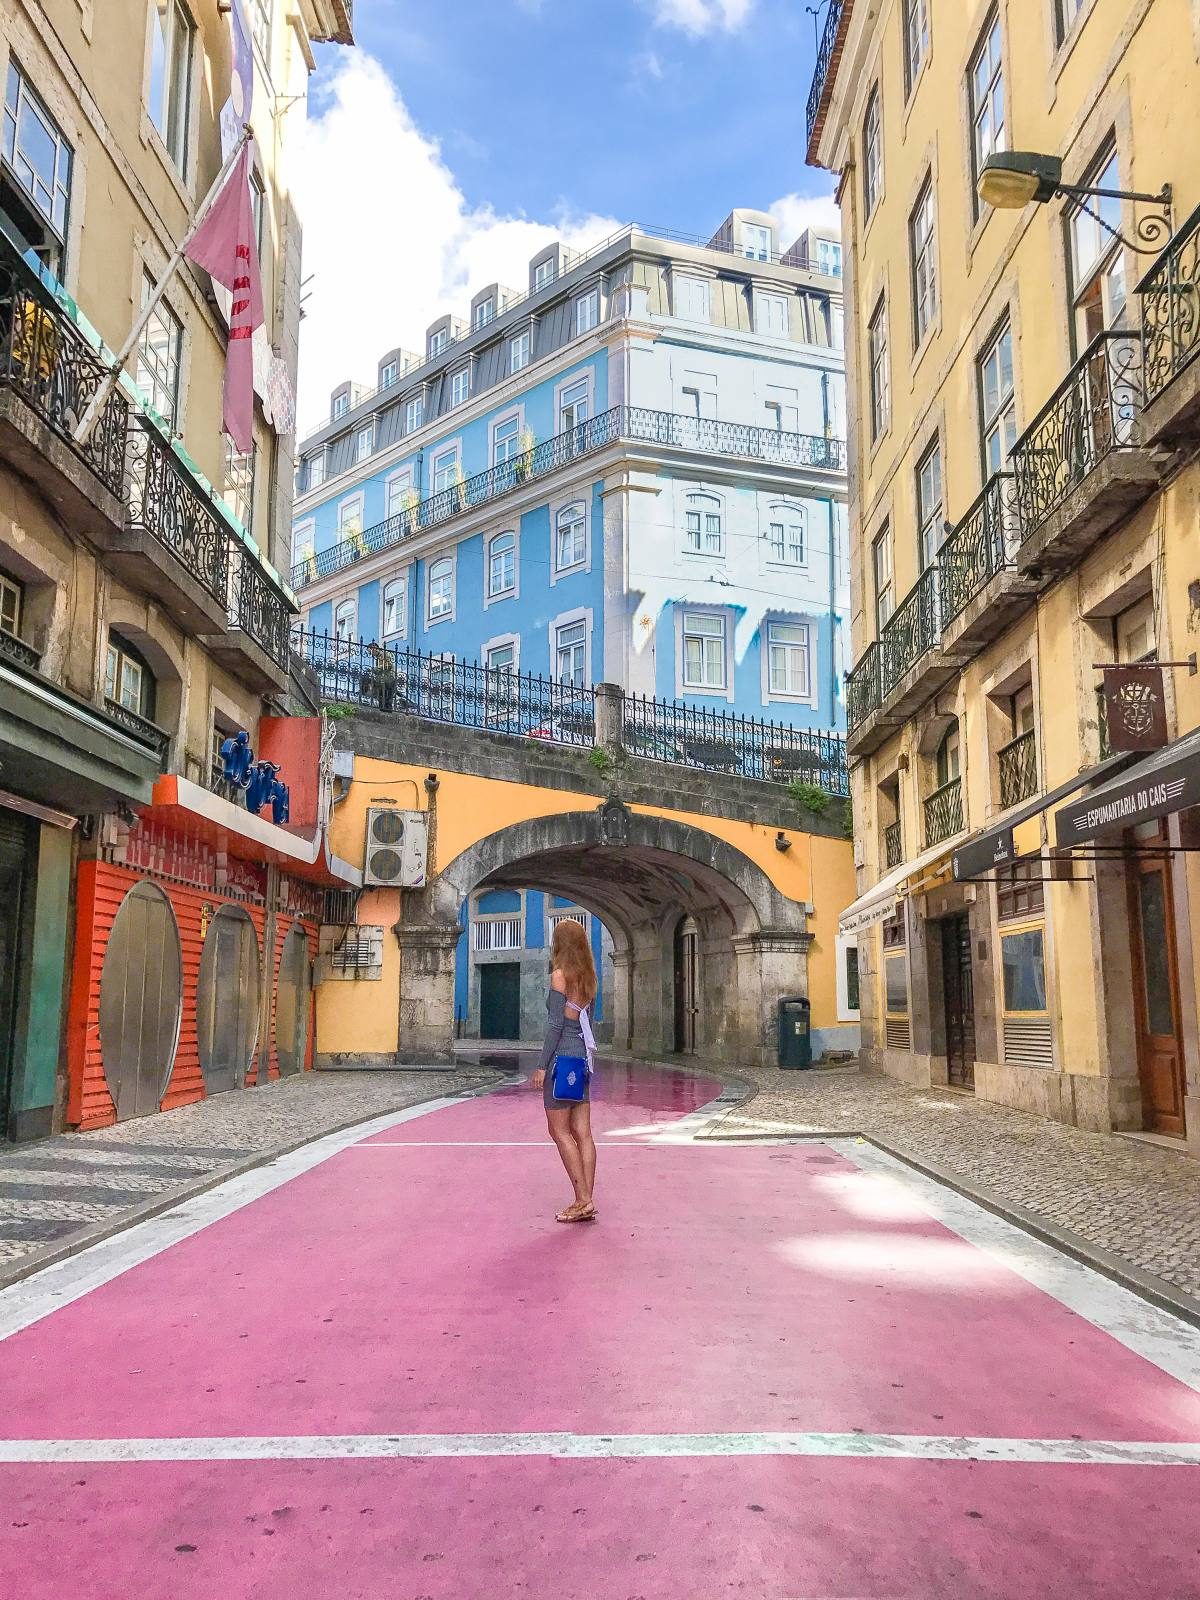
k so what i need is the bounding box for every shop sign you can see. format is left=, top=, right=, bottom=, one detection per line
left=1102, top=666, right=1168, bottom=753
left=1055, top=744, right=1200, bottom=845
left=278, top=876, right=324, bottom=920
left=839, top=895, right=900, bottom=936
left=952, top=828, right=1015, bottom=881
left=218, top=855, right=268, bottom=899
left=123, top=818, right=216, bottom=890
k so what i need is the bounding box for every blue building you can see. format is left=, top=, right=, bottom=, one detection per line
left=292, top=213, right=847, bottom=1041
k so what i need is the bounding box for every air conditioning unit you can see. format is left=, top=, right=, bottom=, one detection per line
left=363, top=807, right=427, bottom=887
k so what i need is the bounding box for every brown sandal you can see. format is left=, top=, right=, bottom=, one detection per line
left=556, top=1202, right=597, bottom=1223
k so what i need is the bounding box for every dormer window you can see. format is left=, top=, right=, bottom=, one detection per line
left=742, top=222, right=771, bottom=261
left=474, top=297, right=495, bottom=329
left=380, top=360, right=399, bottom=388
left=332, top=393, right=348, bottom=419
left=534, top=259, right=556, bottom=291
left=429, top=327, right=449, bottom=358
left=450, top=368, right=470, bottom=407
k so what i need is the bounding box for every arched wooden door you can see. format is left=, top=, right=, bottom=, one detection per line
left=99, top=882, right=183, bottom=1121
left=196, top=906, right=261, bottom=1095
left=275, top=924, right=311, bottom=1077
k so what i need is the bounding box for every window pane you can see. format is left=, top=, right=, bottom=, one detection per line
left=1002, top=928, right=1047, bottom=1012
left=885, top=953, right=908, bottom=1013
left=1136, top=872, right=1176, bottom=1036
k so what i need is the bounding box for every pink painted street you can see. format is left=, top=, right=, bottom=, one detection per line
left=2, top=1061, right=1199, bottom=1598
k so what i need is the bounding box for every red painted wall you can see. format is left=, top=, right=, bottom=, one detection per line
left=259, top=716, right=323, bottom=832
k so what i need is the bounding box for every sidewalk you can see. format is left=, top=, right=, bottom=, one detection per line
left=0, top=1066, right=503, bottom=1288
left=716, top=1063, right=1200, bottom=1312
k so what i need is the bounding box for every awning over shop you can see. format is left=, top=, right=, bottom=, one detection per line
left=952, top=751, right=1133, bottom=880
left=1054, top=726, right=1200, bottom=846
left=143, top=776, right=362, bottom=887
left=838, top=831, right=968, bottom=935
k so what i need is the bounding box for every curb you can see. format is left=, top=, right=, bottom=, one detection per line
left=0, top=1070, right=503, bottom=1295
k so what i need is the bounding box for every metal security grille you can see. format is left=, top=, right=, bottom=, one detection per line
left=1004, top=1016, right=1054, bottom=1069
left=474, top=917, right=522, bottom=952
left=885, top=1017, right=912, bottom=1050
left=548, top=911, right=587, bottom=936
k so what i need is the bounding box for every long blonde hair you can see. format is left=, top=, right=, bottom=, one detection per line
left=551, top=918, right=597, bottom=1008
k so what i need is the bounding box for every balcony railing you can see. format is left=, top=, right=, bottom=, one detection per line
left=228, top=543, right=292, bottom=668
left=1012, top=329, right=1143, bottom=538
left=291, top=405, right=846, bottom=589
left=1139, top=204, right=1200, bottom=405
left=847, top=642, right=881, bottom=734
left=125, top=417, right=230, bottom=609
left=621, top=693, right=848, bottom=795
left=0, top=625, right=41, bottom=672
left=0, top=230, right=129, bottom=498
left=998, top=729, right=1038, bottom=809
left=879, top=567, right=940, bottom=698
left=103, top=698, right=171, bottom=762
left=884, top=819, right=903, bottom=869
left=939, top=472, right=1017, bottom=627
left=924, top=777, right=963, bottom=847
left=806, top=0, right=845, bottom=145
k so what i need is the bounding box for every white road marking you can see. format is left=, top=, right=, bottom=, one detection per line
left=0, top=1430, right=1197, bottom=1466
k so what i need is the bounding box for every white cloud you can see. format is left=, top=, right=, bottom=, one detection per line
left=292, top=55, right=622, bottom=432
left=653, top=0, right=754, bottom=36
left=769, top=190, right=841, bottom=248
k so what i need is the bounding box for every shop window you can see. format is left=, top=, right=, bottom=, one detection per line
left=1000, top=920, right=1052, bottom=1068
left=883, top=947, right=911, bottom=1050
left=996, top=860, right=1045, bottom=921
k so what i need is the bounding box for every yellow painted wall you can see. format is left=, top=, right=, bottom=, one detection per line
left=314, top=888, right=402, bottom=1055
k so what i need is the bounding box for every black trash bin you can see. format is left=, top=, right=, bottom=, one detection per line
left=778, top=996, right=812, bottom=1069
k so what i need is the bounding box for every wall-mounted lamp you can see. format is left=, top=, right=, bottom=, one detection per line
left=775, top=831, right=792, bottom=852
left=425, top=772, right=440, bottom=794
left=977, top=151, right=1172, bottom=253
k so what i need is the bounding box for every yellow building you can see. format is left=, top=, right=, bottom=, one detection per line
left=0, top=1, right=353, bottom=1137
left=809, top=0, right=1200, bottom=1153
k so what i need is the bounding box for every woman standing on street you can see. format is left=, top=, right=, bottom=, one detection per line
left=531, top=919, right=598, bottom=1223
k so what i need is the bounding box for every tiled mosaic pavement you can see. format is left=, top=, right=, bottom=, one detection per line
left=721, top=1066, right=1200, bottom=1302
left=0, top=1068, right=502, bottom=1277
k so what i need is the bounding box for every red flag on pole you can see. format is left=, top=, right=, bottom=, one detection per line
left=184, top=141, right=263, bottom=455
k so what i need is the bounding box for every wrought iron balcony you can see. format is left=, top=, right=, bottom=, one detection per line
left=0, top=626, right=41, bottom=672
left=806, top=0, right=845, bottom=146
left=998, top=729, right=1038, bottom=809
left=884, top=819, right=903, bottom=869
left=1012, top=329, right=1144, bottom=538
left=621, top=692, right=848, bottom=795
left=879, top=567, right=940, bottom=699
left=291, top=405, right=846, bottom=589
left=1139, top=203, right=1200, bottom=406
left=103, top=698, right=171, bottom=762
left=924, top=777, right=963, bottom=848
left=125, top=417, right=230, bottom=613
left=0, top=230, right=129, bottom=499
left=228, top=543, right=292, bottom=669
left=939, top=472, right=1017, bottom=627
left=846, top=642, right=881, bottom=733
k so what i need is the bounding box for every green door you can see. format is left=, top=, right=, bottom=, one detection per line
left=0, top=812, right=31, bottom=1135
left=479, top=962, right=521, bottom=1041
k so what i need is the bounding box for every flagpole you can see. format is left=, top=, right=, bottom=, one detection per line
left=74, top=124, right=253, bottom=447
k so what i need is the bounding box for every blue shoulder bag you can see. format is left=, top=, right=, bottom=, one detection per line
left=552, top=1054, right=589, bottom=1102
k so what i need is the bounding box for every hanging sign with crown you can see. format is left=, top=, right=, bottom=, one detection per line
left=1102, top=665, right=1168, bottom=752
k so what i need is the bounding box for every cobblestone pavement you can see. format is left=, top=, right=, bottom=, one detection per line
left=0, top=1067, right=503, bottom=1278
left=720, top=1065, right=1200, bottom=1301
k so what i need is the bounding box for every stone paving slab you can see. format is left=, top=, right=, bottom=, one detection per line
left=711, top=1064, right=1200, bottom=1308
left=0, top=1068, right=502, bottom=1284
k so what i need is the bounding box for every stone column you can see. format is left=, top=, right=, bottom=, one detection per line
left=393, top=918, right=462, bottom=1064
left=594, top=681, right=624, bottom=754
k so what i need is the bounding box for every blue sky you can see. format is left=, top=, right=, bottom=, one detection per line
left=294, top=0, right=837, bottom=429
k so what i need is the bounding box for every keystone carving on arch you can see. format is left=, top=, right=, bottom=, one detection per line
left=597, top=794, right=631, bottom=847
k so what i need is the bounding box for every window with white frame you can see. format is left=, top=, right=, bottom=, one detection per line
left=868, top=294, right=890, bottom=442
left=685, top=492, right=723, bottom=556
left=474, top=913, right=522, bottom=951
left=754, top=292, right=789, bottom=338
left=767, top=505, right=805, bottom=565
left=863, top=85, right=883, bottom=218
left=0, top=573, right=23, bottom=638
left=817, top=237, right=843, bottom=277
left=382, top=576, right=406, bottom=639
left=3, top=63, right=73, bottom=252
left=555, top=618, right=587, bottom=685
left=910, top=175, right=938, bottom=343
left=916, top=440, right=943, bottom=571
left=979, top=318, right=1016, bottom=474
left=332, top=394, right=348, bottom=419
left=450, top=368, right=469, bottom=407
left=1055, top=0, right=1084, bottom=41
left=136, top=269, right=183, bottom=425
left=431, top=446, right=458, bottom=494
left=767, top=621, right=812, bottom=698
left=148, top=0, right=195, bottom=176
left=555, top=503, right=586, bottom=572
left=293, top=519, right=315, bottom=571
left=682, top=612, right=727, bottom=691
left=764, top=384, right=799, bottom=434
left=405, top=395, right=424, bottom=432
left=486, top=639, right=516, bottom=672
left=510, top=332, right=530, bottom=374
left=474, top=297, right=495, bottom=329
left=386, top=471, right=412, bottom=521
left=488, top=531, right=517, bottom=597
left=549, top=909, right=588, bottom=938
left=356, top=423, right=374, bottom=463
left=493, top=414, right=521, bottom=466
left=576, top=287, right=600, bottom=334
left=742, top=223, right=771, bottom=261
left=428, top=328, right=449, bottom=357
left=674, top=275, right=711, bottom=321
left=1069, top=143, right=1127, bottom=347
left=224, top=439, right=256, bottom=535
left=903, top=0, right=930, bottom=94
left=428, top=556, right=454, bottom=621
left=380, top=360, right=399, bottom=389
left=484, top=639, right=519, bottom=725
left=534, top=259, right=556, bottom=290
left=337, top=496, right=363, bottom=542
left=307, top=453, right=326, bottom=490
left=334, top=598, right=356, bottom=640
left=105, top=635, right=151, bottom=716
left=873, top=523, right=894, bottom=632
left=248, top=0, right=271, bottom=54
left=558, top=378, right=589, bottom=432
left=969, top=10, right=1006, bottom=217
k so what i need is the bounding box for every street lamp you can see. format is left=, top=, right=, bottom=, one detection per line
left=977, top=151, right=1172, bottom=252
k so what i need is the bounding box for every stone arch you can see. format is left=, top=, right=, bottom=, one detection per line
left=399, top=803, right=811, bottom=1067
